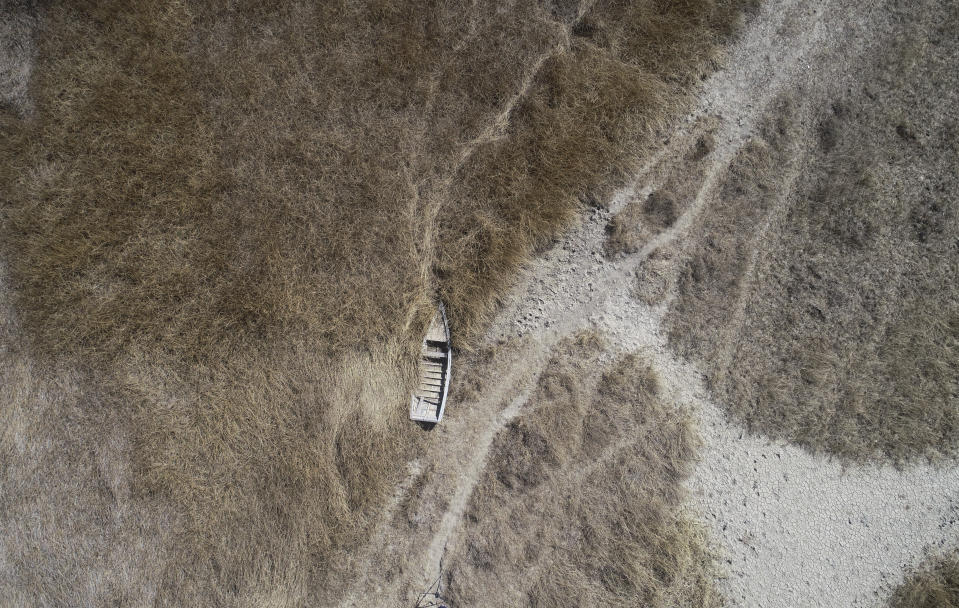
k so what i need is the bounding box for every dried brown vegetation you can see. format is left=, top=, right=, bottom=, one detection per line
left=665, top=2, right=959, bottom=462
left=888, top=552, right=959, bottom=608
left=0, top=0, right=754, bottom=603
left=604, top=187, right=681, bottom=256
left=444, top=334, right=718, bottom=607
left=633, top=245, right=681, bottom=306
left=605, top=119, right=718, bottom=258
left=436, top=0, right=758, bottom=337
left=0, top=2, right=35, bottom=115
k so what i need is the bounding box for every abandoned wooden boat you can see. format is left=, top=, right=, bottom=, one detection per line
left=410, top=304, right=451, bottom=423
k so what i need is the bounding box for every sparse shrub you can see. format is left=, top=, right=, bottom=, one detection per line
left=888, top=553, right=959, bottom=608
left=605, top=200, right=648, bottom=257
left=633, top=246, right=680, bottom=306
left=644, top=189, right=680, bottom=229
left=691, top=132, right=716, bottom=160
left=604, top=190, right=680, bottom=258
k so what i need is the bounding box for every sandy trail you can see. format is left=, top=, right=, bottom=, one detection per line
left=344, top=0, right=959, bottom=605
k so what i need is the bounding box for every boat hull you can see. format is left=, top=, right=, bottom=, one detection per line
left=410, top=304, right=451, bottom=423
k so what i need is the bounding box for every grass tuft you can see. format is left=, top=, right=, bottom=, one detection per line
left=888, top=552, right=959, bottom=608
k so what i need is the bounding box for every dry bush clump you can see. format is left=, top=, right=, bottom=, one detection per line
left=605, top=188, right=681, bottom=257
left=605, top=196, right=651, bottom=256
left=444, top=335, right=718, bottom=607
left=666, top=3, right=959, bottom=463
left=633, top=245, right=681, bottom=306
left=0, top=0, right=755, bottom=603
left=643, top=189, right=681, bottom=229
left=888, top=552, right=959, bottom=608
left=447, top=336, right=527, bottom=406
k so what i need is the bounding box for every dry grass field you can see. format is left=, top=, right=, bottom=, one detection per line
left=0, top=0, right=757, bottom=604
left=6, top=0, right=953, bottom=604
left=663, top=0, right=959, bottom=463
left=443, top=334, right=718, bottom=607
